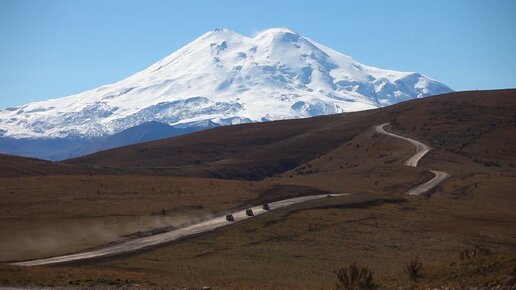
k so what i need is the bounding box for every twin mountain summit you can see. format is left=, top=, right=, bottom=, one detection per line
left=0, top=28, right=452, bottom=160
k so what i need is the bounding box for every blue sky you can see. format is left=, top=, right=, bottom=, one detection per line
left=0, top=0, right=515, bottom=109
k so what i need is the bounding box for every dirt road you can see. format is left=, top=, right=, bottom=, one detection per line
left=375, top=122, right=450, bottom=195
left=11, top=194, right=346, bottom=266
left=375, top=123, right=430, bottom=167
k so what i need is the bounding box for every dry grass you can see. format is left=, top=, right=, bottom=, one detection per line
left=0, top=190, right=514, bottom=289
left=404, top=257, right=424, bottom=281
left=334, top=262, right=375, bottom=290
left=0, top=175, right=260, bottom=261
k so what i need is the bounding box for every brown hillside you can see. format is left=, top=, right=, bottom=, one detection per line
left=66, top=89, right=516, bottom=180
left=0, top=154, right=88, bottom=178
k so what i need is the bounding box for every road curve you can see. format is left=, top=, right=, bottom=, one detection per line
left=375, top=122, right=450, bottom=195
left=375, top=123, right=430, bottom=167
left=405, top=170, right=451, bottom=196
left=11, top=194, right=346, bottom=267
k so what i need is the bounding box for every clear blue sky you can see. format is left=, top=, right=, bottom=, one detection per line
left=1, top=0, right=515, bottom=109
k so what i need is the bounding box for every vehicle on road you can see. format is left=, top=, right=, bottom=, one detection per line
left=246, top=209, right=254, bottom=216
left=326, top=194, right=333, bottom=198
left=226, top=214, right=234, bottom=222
left=262, top=203, right=270, bottom=210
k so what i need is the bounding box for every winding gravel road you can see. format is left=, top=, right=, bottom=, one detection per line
left=375, top=123, right=430, bottom=167
left=375, top=123, right=450, bottom=195
left=11, top=194, right=346, bottom=266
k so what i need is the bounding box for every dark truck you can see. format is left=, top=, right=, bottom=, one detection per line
left=226, top=213, right=234, bottom=222
left=245, top=209, right=254, bottom=216
left=262, top=203, right=271, bottom=210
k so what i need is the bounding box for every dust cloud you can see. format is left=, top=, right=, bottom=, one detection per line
left=0, top=211, right=218, bottom=261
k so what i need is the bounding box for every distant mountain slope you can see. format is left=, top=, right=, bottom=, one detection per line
left=0, top=137, right=90, bottom=161
left=0, top=122, right=209, bottom=160
left=0, top=27, right=452, bottom=140
left=75, top=121, right=210, bottom=157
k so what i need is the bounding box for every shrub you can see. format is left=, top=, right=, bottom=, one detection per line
left=334, top=262, right=375, bottom=290
left=459, top=245, right=491, bottom=260
left=404, top=257, right=423, bottom=281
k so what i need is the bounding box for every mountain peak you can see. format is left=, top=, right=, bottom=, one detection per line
left=201, top=27, right=301, bottom=43
left=257, top=27, right=299, bottom=36
left=199, top=28, right=244, bottom=40
left=213, top=27, right=230, bottom=32
left=0, top=28, right=453, bottom=139
left=254, top=27, right=302, bottom=42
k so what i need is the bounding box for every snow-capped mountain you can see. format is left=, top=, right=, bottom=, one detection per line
left=0, top=28, right=452, bottom=140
